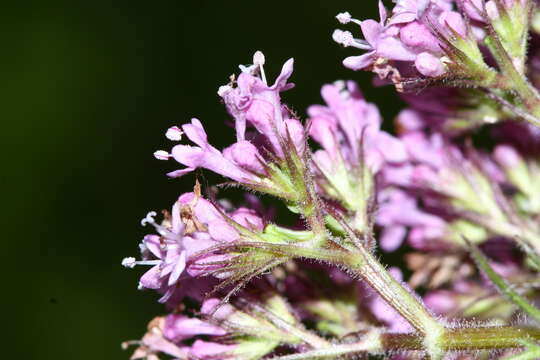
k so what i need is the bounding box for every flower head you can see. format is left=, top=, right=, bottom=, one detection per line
left=122, top=190, right=265, bottom=304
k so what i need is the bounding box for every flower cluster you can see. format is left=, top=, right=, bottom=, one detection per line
left=123, top=1, right=540, bottom=358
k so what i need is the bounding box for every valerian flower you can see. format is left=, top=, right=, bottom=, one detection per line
left=123, top=2, right=540, bottom=358
left=122, top=190, right=265, bottom=304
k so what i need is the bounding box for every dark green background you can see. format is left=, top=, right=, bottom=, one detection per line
left=4, top=1, right=401, bottom=359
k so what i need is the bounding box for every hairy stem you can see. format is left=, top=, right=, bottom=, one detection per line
left=485, top=22, right=540, bottom=126
left=343, top=248, right=443, bottom=336
left=273, top=327, right=540, bottom=359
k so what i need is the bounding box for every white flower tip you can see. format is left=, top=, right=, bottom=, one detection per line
left=122, top=257, right=137, bottom=268
left=253, top=50, right=265, bottom=66
left=332, top=29, right=354, bottom=47
left=141, top=211, right=157, bottom=226
left=165, top=126, right=182, bottom=141
left=217, top=84, right=232, bottom=97
left=153, top=150, right=170, bottom=160
left=336, top=11, right=352, bottom=24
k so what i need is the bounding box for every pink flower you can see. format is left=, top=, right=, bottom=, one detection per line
left=377, top=188, right=448, bottom=251
left=219, top=53, right=298, bottom=157
left=166, top=118, right=259, bottom=183
left=163, top=314, right=225, bottom=343
left=308, top=81, right=404, bottom=170
left=334, top=0, right=474, bottom=78
left=223, top=140, right=267, bottom=175
left=334, top=2, right=417, bottom=70
left=122, top=192, right=264, bottom=304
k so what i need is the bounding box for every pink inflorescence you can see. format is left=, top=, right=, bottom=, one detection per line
left=123, top=0, right=540, bottom=357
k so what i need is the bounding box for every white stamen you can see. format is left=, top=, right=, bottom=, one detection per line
left=253, top=50, right=265, bottom=66
left=140, top=210, right=183, bottom=242
left=332, top=29, right=355, bottom=47
left=336, top=12, right=352, bottom=24
left=336, top=11, right=362, bottom=25
left=135, top=260, right=161, bottom=266
left=353, top=39, right=372, bottom=50
left=153, top=150, right=170, bottom=160
left=141, top=211, right=158, bottom=227
left=253, top=50, right=267, bottom=85
left=121, top=340, right=142, bottom=350
left=332, top=29, right=372, bottom=50
left=165, top=126, right=183, bottom=141
left=122, top=257, right=137, bottom=268
left=122, top=256, right=161, bottom=269
left=217, top=84, right=232, bottom=97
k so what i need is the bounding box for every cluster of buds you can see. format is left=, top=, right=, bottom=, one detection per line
left=122, top=1, right=540, bottom=358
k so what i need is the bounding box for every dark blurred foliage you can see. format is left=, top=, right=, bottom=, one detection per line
left=3, top=1, right=402, bottom=359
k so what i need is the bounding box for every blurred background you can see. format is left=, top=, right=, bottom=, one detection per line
left=4, top=1, right=402, bottom=359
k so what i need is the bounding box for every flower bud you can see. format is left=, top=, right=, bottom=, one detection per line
left=415, top=52, right=446, bottom=77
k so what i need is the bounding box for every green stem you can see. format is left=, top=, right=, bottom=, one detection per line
left=343, top=248, right=443, bottom=336
left=383, top=327, right=540, bottom=351
left=485, top=25, right=540, bottom=125
left=273, top=327, right=540, bottom=359
left=441, top=327, right=540, bottom=350
left=384, top=327, right=540, bottom=351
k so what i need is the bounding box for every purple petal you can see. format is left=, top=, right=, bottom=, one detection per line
left=223, top=140, right=265, bottom=174
left=171, top=144, right=205, bottom=168
left=168, top=250, right=186, bottom=286
left=375, top=132, right=408, bottom=163
left=207, top=219, right=239, bottom=242
left=376, top=37, right=417, bottom=61
left=164, top=314, right=225, bottom=342
left=271, top=58, right=295, bottom=91
left=283, top=118, right=305, bottom=153
left=230, top=207, right=264, bottom=230
left=166, top=167, right=195, bottom=178
left=309, top=116, right=337, bottom=153
left=190, top=340, right=236, bottom=359
left=182, top=118, right=208, bottom=148
left=400, top=21, right=441, bottom=53
left=171, top=200, right=185, bottom=234
left=378, top=0, right=388, bottom=23
left=141, top=333, right=188, bottom=359
left=343, top=52, right=377, bottom=70
left=415, top=52, right=446, bottom=77
left=494, top=145, right=521, bottom=169
left=178, top=192, right=221, bottom=223
left=361, top=19, right=383, bottom=46
left=143, top=234, right=163, bottom=259
left=389, top=12, right=417, bottom=24
left=380, top=225, right=407, bottom=252
left=139, top=266, right=162, bottom=289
